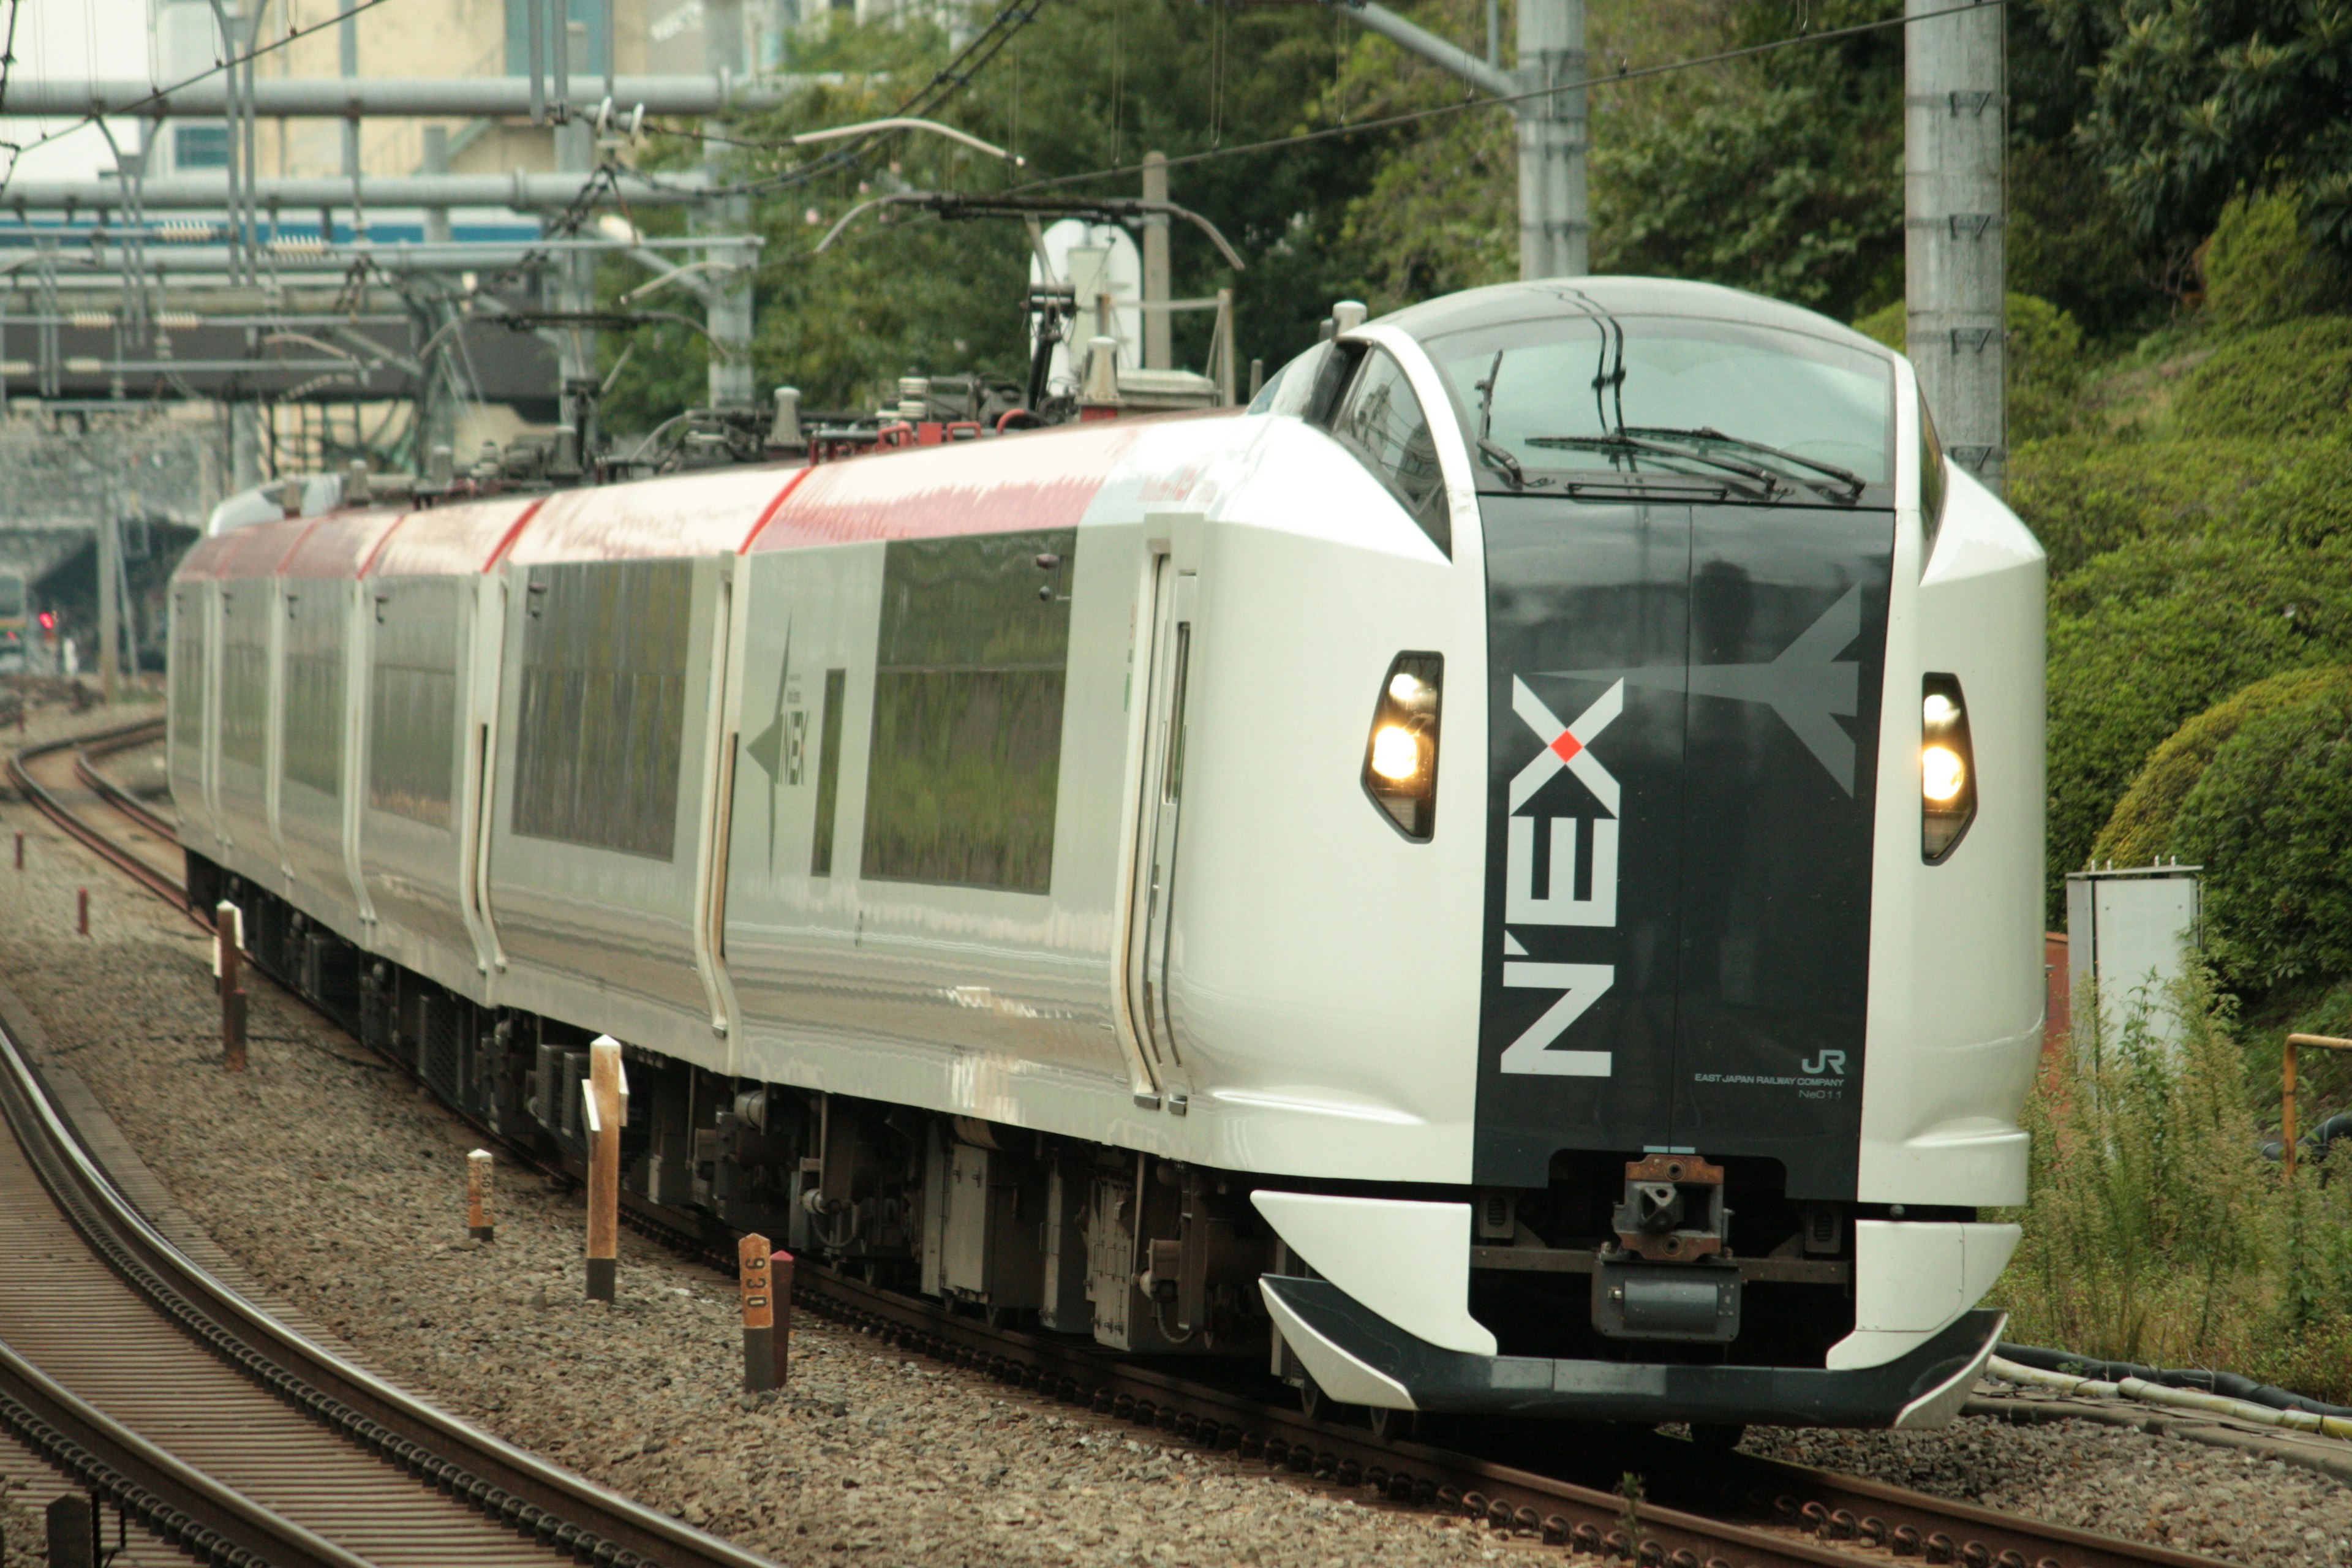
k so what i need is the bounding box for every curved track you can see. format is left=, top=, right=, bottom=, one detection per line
left=1, top=725, right=782, bottom=1568
left=8, top=717, right=196, bottom=919
left=18, top=720, right=2232, bottom=1568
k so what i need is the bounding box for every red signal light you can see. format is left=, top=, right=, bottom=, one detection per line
left=37, top=611, right=55, bottom=631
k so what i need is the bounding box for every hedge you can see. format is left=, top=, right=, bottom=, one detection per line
left=2174, top=670, right=2352, bottom=990
left=2093, top=666, right=2352, bottom=869
left=2202, top=192, right=2352, bottom=336
left=2176, top=316, right=2352, bottom=442
left=2046, top=535, right=2352, bottom=919
left=2009, top=435, right=2294, bottom=577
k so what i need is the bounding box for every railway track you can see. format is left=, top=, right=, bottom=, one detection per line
left=12, top=718, right=2236, bottom=1568
left=0, top=724, right=780, bottom=1568
left=7, top=715, right=195, bottom=919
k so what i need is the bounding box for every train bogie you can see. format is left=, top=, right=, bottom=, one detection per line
left=172, top=275, right=2045, bottom=1430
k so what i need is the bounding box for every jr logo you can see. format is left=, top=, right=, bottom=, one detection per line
left=1499, top=677, right=1625, bottom=1078
left=1801, top=1050, right=1847, bottom=1076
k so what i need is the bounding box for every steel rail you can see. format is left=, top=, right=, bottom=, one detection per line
left=71, top=718, right=178, bottom=842
left=24, top=718, right=2230, bottom=1568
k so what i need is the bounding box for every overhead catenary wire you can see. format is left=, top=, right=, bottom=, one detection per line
left=997, top=0, right=2011, bottom=198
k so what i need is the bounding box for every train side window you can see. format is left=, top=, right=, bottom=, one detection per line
left=1330, top=349, right=1450, bottom=557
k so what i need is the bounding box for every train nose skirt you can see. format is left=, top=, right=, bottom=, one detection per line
left=1261, top=1275, right=2002, bottom=1430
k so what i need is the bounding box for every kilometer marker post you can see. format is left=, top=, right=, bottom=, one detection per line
left=466, top=1149, right=495, bottom=1242
left=584, top=1036, right=627, bottom=1301
left=215, top=900, right=246, bottom=1071
left=740, top=1234, right=784, bottom=1391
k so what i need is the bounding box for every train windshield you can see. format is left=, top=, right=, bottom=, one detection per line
left=1421, top=315, right=1893, bottom=493
left=0, top=576, right=23, bottom=617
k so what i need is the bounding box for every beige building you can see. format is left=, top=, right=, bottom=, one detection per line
left=147, top=0, right=802, bottom=181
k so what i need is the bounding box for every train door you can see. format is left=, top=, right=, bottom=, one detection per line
left=1125, top=550, right=1198, bottom=1099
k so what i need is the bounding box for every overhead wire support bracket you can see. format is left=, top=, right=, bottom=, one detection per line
left=816, top=194, right=1247, bottom=272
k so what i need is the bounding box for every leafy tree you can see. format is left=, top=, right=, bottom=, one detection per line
left=2035, top=0, right=2352, bottom=265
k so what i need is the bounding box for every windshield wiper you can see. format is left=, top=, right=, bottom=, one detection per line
left=1477, top=436, right=1538, bottom=489
left=1618, top=426, right=1868, bottom=500
left=1523, top=432, right=1786, bottom=497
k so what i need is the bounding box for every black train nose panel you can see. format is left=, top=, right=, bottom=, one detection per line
left=1474, top=499, right=1893, bottom=1199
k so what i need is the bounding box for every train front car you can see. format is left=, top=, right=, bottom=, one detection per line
left=1251, top=278, right=2045, bottom=1429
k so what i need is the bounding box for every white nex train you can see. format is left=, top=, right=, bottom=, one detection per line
left=168, top=277, right=2045, bottom=1431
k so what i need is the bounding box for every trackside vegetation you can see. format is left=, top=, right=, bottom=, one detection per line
left=1996, top=970, right=2352, bottom=1405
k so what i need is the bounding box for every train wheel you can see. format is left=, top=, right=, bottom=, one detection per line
left=1298, top=1377, right=1324, bottom=1421
left=1367, top=1404, right=1412, bottom=1442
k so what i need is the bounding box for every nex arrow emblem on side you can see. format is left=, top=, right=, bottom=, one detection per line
left=1544, top=584, right=1863, bottom=796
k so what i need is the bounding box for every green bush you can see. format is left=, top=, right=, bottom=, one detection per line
left=2045, top=535, right=2352, bottom=918
left=2203, top=190, right=2352, bottom=335
left=2173, top=674, right=2352, bottom=991
left=2176, top=315, right=2352, bottom=442
left=2008, top=435, right=2290, bottom=577
left=1847, top=293, right=2086, bottom=442
left=1852, top=299, right=1901, bottom=352
left=2094, top=667, right=2352, bottom=869
left=2236, top=435, right=2352, bottom=552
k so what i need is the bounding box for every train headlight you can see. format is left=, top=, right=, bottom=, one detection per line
left=1370, top=725, right=1422, bottom=782
left=1363, top=652, right=1443, bottom=840
left=1920, top=674, right=1977, bottom=862
left=1921, top=745, right=1965, bottom=802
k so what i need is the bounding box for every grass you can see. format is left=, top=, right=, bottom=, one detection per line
left=1991, top=967, right=2352, bottom=1403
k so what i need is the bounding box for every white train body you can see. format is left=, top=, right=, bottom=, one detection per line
left=169, top=279, right=2045, bottom=1427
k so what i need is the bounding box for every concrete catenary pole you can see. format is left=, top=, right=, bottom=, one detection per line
left=1905, top=0, right=2005, bottom=495
left=229, top=403, right=263, bottom=490
left=704, top=196, right=757, bottom=409
left=697, top=0, right=755, bottom=410
left=1141, top=151, right=1171, bottom=371
left=1338, top=0, right=1588, bottom=281
left=1516, top=0, right=1588, bottom=279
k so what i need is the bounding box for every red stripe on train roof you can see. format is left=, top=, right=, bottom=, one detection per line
left=482, top=496, right=548, bottom=571
left=738, top=464, right=815, bottom=554
left=748, top=422, right=1140, bottom=552
left=179, top=516, right=319, bottom=581
left=505, top=465, right=801, bottom=565
left=282, top=510, right=409, bottom=578
left=360, top=494, right=542, bottom=578
left=173, top=532, right=241, bottom=582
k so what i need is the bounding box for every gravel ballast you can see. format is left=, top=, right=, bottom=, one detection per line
left=2, top=697, right=2347, bottom=1567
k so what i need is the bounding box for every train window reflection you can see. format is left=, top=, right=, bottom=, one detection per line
left=1427, top=316, right=1892, bottom=489
left=1332, top=349, right=1450, bottom=556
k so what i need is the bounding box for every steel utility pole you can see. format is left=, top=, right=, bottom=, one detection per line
left=1905, top=0, right=2005, bottom=495
left=97, top=488, right=121, bottom=703
left=1338, top=0, right=1587, bottom=279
